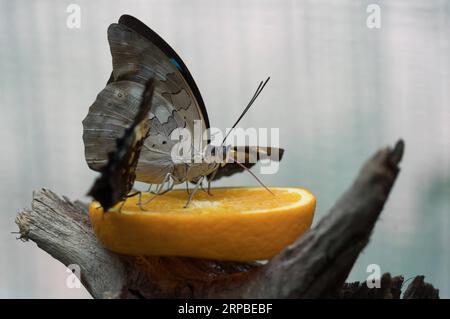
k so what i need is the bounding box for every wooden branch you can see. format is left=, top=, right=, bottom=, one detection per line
left=403, top=276, right=440, bottom=299
left=340, top=273, right=403, bottom=299
left=16, top=191, right=126, bottom=298
left=14, top=140, right=440, bottom=298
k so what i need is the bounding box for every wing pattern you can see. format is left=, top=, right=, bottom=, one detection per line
left=88, top=79, right=154, bottom=210
left=83, top=15, right=209, bottom=184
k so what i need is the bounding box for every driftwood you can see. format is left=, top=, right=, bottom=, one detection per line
left=15, top=140, right=439, bottom=298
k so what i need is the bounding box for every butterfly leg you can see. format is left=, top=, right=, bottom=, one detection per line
left=136, top=191, right=143, bottom=209
left=146, top=184, right=155, bottom=194
left=118, top=191, right=142, bottom=213
left=137, top=173, right=174, bottom=210
left=118, top=201, right=126, bottom=213
left=184, top=164, right=190, bottom=195
left=207, top=179, right=213, bottom=196
left=200, top=180, right=208, bottom=193
left=207, top=168, right=219, bottom=196
left=157, top=175, right=175, bottom=196
left=184, top=176, right=205, bottom=208
left=138, top=184, right=165, bottom=210
left=126, top=191, right=141, bottom=197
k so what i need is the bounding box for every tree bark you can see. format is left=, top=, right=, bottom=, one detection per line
left=15, top=140, right=439, bottom=298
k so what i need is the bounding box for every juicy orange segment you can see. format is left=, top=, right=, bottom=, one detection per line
left=89, top=187, right=316, bottom=261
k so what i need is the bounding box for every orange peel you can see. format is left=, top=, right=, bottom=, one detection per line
left=89, top=187, right=316, bottom=261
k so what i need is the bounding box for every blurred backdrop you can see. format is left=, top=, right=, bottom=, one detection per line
left=0, top=0, right=449, bottom=298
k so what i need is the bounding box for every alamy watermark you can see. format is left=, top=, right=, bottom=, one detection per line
left=366, top=4, right=381, bottom=29
left=366, top=264, right=381, bottom=288
left=66, top=4, right=81, bottom=29
left=169, top=120, right=281, bottom=174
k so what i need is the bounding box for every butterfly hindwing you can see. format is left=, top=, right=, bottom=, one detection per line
left=83, top=80, right=150, bottom=170
left=87, top=79, right=155, bottom=210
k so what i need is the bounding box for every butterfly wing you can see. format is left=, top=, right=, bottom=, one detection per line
left=208, top=147, right=284, bottom=181
left=113, top=14, right=208, bottom=124
left=88, top=79, right=155, bottom=210
left=83, top=15, right=209, bottom=184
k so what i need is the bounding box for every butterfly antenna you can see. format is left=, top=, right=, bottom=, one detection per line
left=229, top=157, right=275, bottom=196
left=221, top=77, right=271, bottom=145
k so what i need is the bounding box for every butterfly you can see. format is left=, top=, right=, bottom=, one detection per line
left=83, top=15, right=284, bottom=209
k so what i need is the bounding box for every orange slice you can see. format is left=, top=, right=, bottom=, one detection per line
left=89, top=187, right=316, bottom=261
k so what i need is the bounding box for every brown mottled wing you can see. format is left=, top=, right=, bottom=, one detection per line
left=111, top=16, right=209, bottom=182
left=208, top=147, right=284, bottom=181
left=87, top=80, right=155, bottom=210
left=83, top=15, right=209, bottom=184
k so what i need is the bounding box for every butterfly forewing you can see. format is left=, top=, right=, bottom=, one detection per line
left=108, top=18, right=209, bottom=139
left=83, top=15, right=210, bottom=184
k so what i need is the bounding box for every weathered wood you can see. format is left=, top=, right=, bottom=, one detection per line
left=16, top=190, right=126, bottom=298
left=339, top=273, right=439, bottom=299
left=340, top=273, right=404, bottom=299
left=15, top=140, right=440, bottom=298
left=403, top=276, right=440, bottom=299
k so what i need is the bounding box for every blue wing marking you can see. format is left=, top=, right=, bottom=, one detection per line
left=169, top=57, right=182, bottom=71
